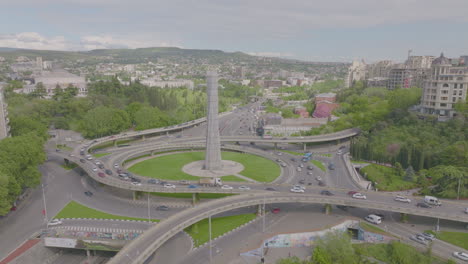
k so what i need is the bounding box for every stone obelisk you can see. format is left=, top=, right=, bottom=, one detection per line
left=204, top=71, right=222, bottom=171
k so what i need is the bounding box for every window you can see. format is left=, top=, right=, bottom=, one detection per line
left=441, top=97, right=448, bottom=100
left=440, top=103, right=447, bottom=107
left=442, top=90, right=449, bottom=94
left=460, top=84, right=464, bottom=88
left=452, top=98, right=457, bottom=102
left=454, top=83, right=458, bottom=88
left=443, top=83, right=449, bottom=87
left=457, top=77, right=463, bottom=80
left=460, top=91, right=463, bottom=95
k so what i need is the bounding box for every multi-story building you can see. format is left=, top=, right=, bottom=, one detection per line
left=405, top=56, right=435, bottom=69
left=0, top=83, right=10, bottom=140
left=420, top=53, right=468, bottom=118
left=367, top=60, right=393, bottom=79
left=345, top=60, right=366, bottom=88
left=386, top=67, right=418, bottom=90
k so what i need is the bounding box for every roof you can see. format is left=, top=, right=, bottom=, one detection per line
left=313, top=104, right=336, bottom=118
left=432, top=53, right=451, bottom=65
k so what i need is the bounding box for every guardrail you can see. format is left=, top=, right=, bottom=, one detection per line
left=109, top=192, right=468, bottom=264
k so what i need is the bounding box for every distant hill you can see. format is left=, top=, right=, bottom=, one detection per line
left=0, top=47, right=21, bottom=52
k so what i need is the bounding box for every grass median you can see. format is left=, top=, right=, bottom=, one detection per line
left=311, top=160, right=326, bottom=172
left=185, top=213, right=257, bottom=247
left=360, top=164, right=416, bottom=191
left=93, top=152, right=110, bottom=158
left=54, top=201, right=159, bottom=222
left=425, top=230, right=468, bottom=250
left=128, top=151, right=280, bottom=182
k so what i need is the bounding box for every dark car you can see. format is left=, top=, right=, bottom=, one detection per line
left=291, top=158, right=296, bottom=162
left=98, top=172, right=106, bottom=178
left=307, top=166, right=314, bottom=170
left=98, top=164, right=104, bottom=169
left=80, top=159, right=86, bottom=163
left=176, top=135, right=182, bottom=138
left=130, top=177, right=141, bottom=183
left=299, top=179, right=305, bottom=184
left=160, top=181, right=168, bottom=186
left=156, top=205, right=169, bottom=211
left=105, top=169, right=113, bottom=175
left=188, top=184, right=199, bottom=189
left=318, top=181, right=326, bottom=187
left=416, top=202, right=432, bottom=208
left=265, top=187, right=277, bottom=191
left=321, top=190, right=333, bottom=196
left=84, top=191, right=93, bottom=197
left=147, top=179, right=159, bottom=184
left=328, top=163, right=335, bottom=170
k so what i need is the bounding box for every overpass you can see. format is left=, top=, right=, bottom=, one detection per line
left=108, top=192, right=468, bottom=264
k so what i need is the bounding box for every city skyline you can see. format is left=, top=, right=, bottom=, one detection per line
left=1, top=0, right=468, bottom=62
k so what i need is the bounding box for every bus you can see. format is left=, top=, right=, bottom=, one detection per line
left=302, top=152, right=312, bottom=162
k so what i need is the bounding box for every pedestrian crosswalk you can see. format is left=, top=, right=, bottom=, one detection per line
left=50, top=225, right=146, bottom=234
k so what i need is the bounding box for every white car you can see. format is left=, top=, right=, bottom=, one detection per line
left=163, top=184, right=176, bottom=189
left=315, top=176, right=322, bottom=181
left=238, top=186, right=251, bottom=191
left=293, top=185, right=305, bottom=190
left=95, top=160, right=101, bottom=165
left=352, top=193, right=367, bottom=200
left=410, top=235, right=429, bottom=246
left=92, top=167, right=98, bottom=172
left=297, top=167, right=302, bottom=172
left=290, top=188, right=305, bottom=193
left=48, top=219, right=63, bottom=226
left=394, top=195, right=411, bottom=203
left=114, top=163, right=119, bottom=168
left=453, top=252, right=468, bottom=261
left=277, top=152, right=283, bottom=156
left=86, top=156, right=93, bottom=160
left=221, top=185, right=233, bottom=190
left=299, top=163, right=304, bottom=168
left=132, top=182, right=142, bottom=186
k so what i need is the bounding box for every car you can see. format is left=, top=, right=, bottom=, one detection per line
left=80, top=159, right=86, bottom=163
left=265, top=187, right=277, bottom=191
left=299, top=163, right=304, bottom=168
left=318, top=181, right=326, bottom=187
left=328, top=163, right=335, bottom=170
left=160, top=181, right=168, bottom=186
left=98, top=164, right=104, bottom=169
left=179, top=180, right=190, bottom=185
left=238, top=186, right=251, bottom=191
left=296, top=167, right=302, bottom=172
left=416, top=202, right=432, bottom=208
left=352, top=193, right=367, bottom=199
left=92, top=167, right=98, bottom=172
left=86, top=154, right=93, bottom=160
left=420, top=232, right=435, bottom=241
left=307, top=166, right=314, bottom=170
left=277, top=152, right=283, bottom=156
left=321, top=190, right=333, bottom=196
left=282, top=137, right=287, bottom=140
left=98, top=172, right=106, bottom=178
left=10, top=205, right=17, bottom=211
left=105, top=169, right=113, bottom=175
left=337, top=150, right=343, bottom=155
left=298, top=179, right=305, bottom=184
left=271, top=208, right=281, bottom=214
left=147, top=179, right=159, bottom=184
left=163, top=183, right=176, bottom=189
left=293, top=185, right=305, bottom=190
left=315, top=176, right=322, bottom=181
left=131, top=182, right=142, bottom=186
left=69, top=154, right=75, bottom=157
left=156, top=205, right=170, bottom=211
left=48, top=219, right=63, bottom=226
left=84, top=191, right=93, bottom=197
left=95, top=160, right=101, bottom=165
left=281, top=163, right=287, bottom=167
left=176, top=135, right=182, bottom=138
left=410, top=235, right=429, bottom=246
left=307, top=172, right=313, bottom=175
left=348, top=191, right=358, bottom=196
left=290, top=188, right=305, bottom=193
left=221, top=185, right=233, bottom=190
left=188, top=184, right=199, bottom=189
left=394, top=195, right=411, bottom=203
left=465, top=207, right=468, bottom=214
left=453, top=252, right=468, bottom=261
left=290, top=158, right=296, bottom=162
left=114, top=163, right=119, bottom=168
left=275, top=158, right=281, bottom=162
left=365, top=214, right=382, bottom=224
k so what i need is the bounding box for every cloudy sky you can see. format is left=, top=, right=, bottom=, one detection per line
left=1, top=0, right=468, bottom=62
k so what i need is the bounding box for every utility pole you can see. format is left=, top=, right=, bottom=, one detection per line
left=41, top=183, right=49, bottom=228
left=209, top=215, right=212, bottom=263
left=457, top=176, right=461, bottom=200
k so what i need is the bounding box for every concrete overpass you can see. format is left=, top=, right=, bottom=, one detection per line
left=108, top=192, right=468, bottom=264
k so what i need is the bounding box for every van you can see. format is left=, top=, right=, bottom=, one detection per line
left=424, top=196, right=441, bottom=206
left=365, top=214, right=382, bottom=224
left=464, top=208, right=468, bottom=214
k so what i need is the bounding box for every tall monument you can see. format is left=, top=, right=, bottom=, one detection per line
left=204, top=71, right=223, bottom=171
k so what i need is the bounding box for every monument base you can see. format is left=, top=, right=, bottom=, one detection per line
left=182, top=160, right=244, bottom=178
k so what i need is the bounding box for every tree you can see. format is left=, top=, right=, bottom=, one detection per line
left=429, top=165, right=467, bottom=198
left=63, top=84, right=78, bottom=99
left=311, top=246, right=332, bottom=264
left=79, top=106, right=131, bottom=138
left=0, top=172, right=10, bottom=215
left=404, top=166, right=415, bottom=182
left=395, top=162, right=404, bottom=177
left=134, top=106, right=170, bottom=130
left=52, top=84, right=63, bottom=101
left=31, top=82, right=47, bottom=98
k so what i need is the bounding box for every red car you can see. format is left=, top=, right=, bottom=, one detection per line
left=271, top=208, right=280, bottom=214
left=98, top=172, right=106, bottom=178
left=348, top=191, right=358, bottom=196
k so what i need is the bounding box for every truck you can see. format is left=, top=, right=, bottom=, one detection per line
left=424, top=195, right=441, bottom=206
left=199, top=177, right=223, bottom=187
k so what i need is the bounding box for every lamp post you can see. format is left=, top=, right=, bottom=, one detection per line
left=41, top=183, right=49, bottom=228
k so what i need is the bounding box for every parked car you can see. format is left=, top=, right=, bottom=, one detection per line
left=238, top=186, right=251, bottom=191
left=48, top=219, right=63, bottom=226
left=156, top=205, right=170, bottom=211
left=114, top=163, right=119, bottom=168
left=410, top=235, right=429, bottom=245
left=416, top=202, right=432, bottom=208
left=307, top=166, right=314, bottom=170
left=290, top=158, right=296, bottom=162
left=394, top=195, right=411, bottom=203
left=320, top=190, right=333, bottom=196
left=328, top=163, right=335, bottom=170
left=298, top=179, right=305, bottom=184
left=221, top=185, right=233, bottom=190
left=453, top=252, right=468, bottom=261
left=84, top=191, right=93, bottom=197
left=98, top=164, right=104, bottom=169
left=352, top=193, right=367, bottom=200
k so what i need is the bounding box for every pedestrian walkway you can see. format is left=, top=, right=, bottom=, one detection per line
left=50, top=226, right=146, bottom=234
left=0, top=239, right=40, bottom=264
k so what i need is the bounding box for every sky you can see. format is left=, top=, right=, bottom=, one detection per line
left=1, top=0, right=468, bottom=62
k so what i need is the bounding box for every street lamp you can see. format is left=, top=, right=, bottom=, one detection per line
left=41, top=183, right=49, bottom=228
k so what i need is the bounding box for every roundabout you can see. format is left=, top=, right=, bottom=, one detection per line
left=126, top=151, right=281, bottom=183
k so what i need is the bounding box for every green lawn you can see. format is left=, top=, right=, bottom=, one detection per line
left=54, top=201, right=159, bottom=222
left=151, top=193, right=235, bottom=199
left=185, top=214, right=256, bottom=247
left=425, top=230, right=468, bottom=250
left=360, top=164, right=416, bottom=191
left=311, top=160, right=326, bottom=172
left=61, top=163, right=78, bottom=170
left=221, top=175, right=247, bottom=182
left=128, top=151, right=280, bottom=182
left=57, top=144, right=73, bottom=151
left=355, top=242, right=444, bottom=264
left=93, top=152, right=110, bottom=158
left=317, top=153, right=332, bottom=157
left=360, top=222, right=394, bottom=237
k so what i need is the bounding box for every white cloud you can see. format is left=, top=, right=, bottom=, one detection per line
left=0, top=32, right=182, bottom=51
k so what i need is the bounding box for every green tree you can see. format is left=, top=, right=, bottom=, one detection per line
left=31, top=82, right=47, bottom=98
left=311, top=245, right=332, bottom=264
left=395, top=162, right=404, bottom=177
left=404, top=166, right=415, bottom=182
left=63, top=84, right=78, bottom=99
left=52, top=84, right=63, bottom=101
left=79, top=106, right=131, bottom=138
left=0, top=172, right=10, bottom=215
left=134, top=106, right=170, bottom=130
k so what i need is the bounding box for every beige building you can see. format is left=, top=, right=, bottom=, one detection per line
left=420, top=53, right=468, bottom=118
left=367, top=60, right=393, bottom=79
left=406, top=56, right=435, bottom=69
left=345, top=60, right=366, bottom=88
